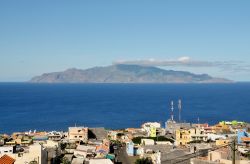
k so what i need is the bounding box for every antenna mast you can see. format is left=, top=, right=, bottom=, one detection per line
left=171, top=101, right=174, bottom=121
left=178, top=99, right=182, bottom=123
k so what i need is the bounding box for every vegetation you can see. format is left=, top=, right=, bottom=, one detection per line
left=54, top=155, right=71, bottom=164
left=117, top=133, right=125, bottom=137
left=132, top=136, right=174, bottom=144
left=246, top=153, right=250, bottom=160
left=29, top=161, right=38, bottom=164
left=110, top=140, right=122, bottom=144
left=135, top=157, right=153, bottom=164
left=62, top=157, right=71, bottom=164
left=60, top=142, right=67, bottom=151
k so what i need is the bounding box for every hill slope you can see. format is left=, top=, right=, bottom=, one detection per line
left=30, top=64, right=232, bottom=83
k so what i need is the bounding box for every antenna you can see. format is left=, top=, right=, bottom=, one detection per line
left=178, top=99, right=182, bottom=123
left=171, top=100, right=174, bottom=121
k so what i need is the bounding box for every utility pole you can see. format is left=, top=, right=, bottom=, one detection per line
left=232, top=139, right=236, bottom=164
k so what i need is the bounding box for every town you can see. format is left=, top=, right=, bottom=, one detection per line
left=1, top=122, right=250, bottom=164
left=0, top=102, right=250, bottom=164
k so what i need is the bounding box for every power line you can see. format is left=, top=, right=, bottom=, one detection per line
left=161, top=141, right=237, bottom=164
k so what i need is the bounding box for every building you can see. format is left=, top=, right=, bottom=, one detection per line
left=238, top=129, right=250, bottom=145
left=175, top=129, right=191, bottom=146
left=150, top=127, right=157, bottom=137
left=72, top=158, right=84, bottom=164
left=207, top=133, right=226, bottom=141
left=88, top=128, right=107, bottom=140
left=5, top=134, right=33, bottom=146
left=73, top=145, right=96, bottom=158
left=89, top=159, right=113, bottom=164
left=0, top=146, right=15, bottom=155
left=175, top=127, right=208, bottom=146
left=47, top=131, right=62, bottom=141
left=165, top=120, right=191, bottom=134
left=68, top=126, right=88, bottom=143
left=95, top=139, right=110, bottom=155
left=0, top=143, right=48, bottom=164
left=190, top=127, right=208, bottom=142
left=215, top=139, right=230, bottom=146
left=142, top=122, right=161, bottom=137
left=126, top=141, right=135, bottom=156
left=141, top=139, right=155, bottom=146
left=0, top=154, right=15, bottom=164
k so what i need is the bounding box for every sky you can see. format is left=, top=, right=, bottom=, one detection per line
left=0, top=0, right=250, bottom=81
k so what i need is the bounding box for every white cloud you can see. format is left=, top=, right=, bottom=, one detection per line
left=113, top=57, right=250, bottom=72
left=178, top=56, right=190, bottom=62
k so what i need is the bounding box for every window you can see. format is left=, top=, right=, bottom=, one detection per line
left=79, top=136, right=82, bottom=138
left=78, top=130, right=81, bottom=132
left=75, top=136, right=77, bottom=138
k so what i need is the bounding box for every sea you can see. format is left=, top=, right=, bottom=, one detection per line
left=0, top=83, right=250, bottom=134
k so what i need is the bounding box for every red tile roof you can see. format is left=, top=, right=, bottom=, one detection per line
left=0, top=155, right=15, bottom=164
left=241, top=137, right=250, bottom=142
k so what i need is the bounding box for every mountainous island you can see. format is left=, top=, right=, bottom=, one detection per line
left=29, top=64, right=232, bottom=83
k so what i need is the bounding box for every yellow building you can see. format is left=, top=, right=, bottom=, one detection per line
left=150, top=127, right=156, bottom=137
left=176, top=128, right=208, bottom=146
left=215, top=139, right=230, bottom=146
left=175, top=129, right=191, bottom=146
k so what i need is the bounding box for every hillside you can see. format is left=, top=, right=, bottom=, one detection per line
left=30, top=64, right=232, bottom=83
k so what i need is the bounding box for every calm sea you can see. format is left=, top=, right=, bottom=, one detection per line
left=0, top=83, right=250, bottom=134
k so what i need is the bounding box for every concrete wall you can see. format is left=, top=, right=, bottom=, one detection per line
left=10, top=144, right=47, bottom=164
left=191, top=158, right=220, bottom=164
left=0, top=146, right=13, bottom=155
left=68, top=127, right=88, bottom=142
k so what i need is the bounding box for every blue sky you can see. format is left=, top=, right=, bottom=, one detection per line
left=0, top=0, right=250, bottom=81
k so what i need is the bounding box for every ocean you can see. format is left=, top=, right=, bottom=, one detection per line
left=0, top=83, right=250, bottom=134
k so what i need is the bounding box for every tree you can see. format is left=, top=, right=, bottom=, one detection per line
left=132, top=136, right=174, bottom=144
left=61, top=157, right=71, bottom=164
left=135, top=157, right=153, bottom=164
left=60, top=142, right=67, bottom=151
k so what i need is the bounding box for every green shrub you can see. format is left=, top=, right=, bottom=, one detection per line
left=135, top=157, right=153, bottom=164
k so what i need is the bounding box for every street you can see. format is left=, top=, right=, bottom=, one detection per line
left=114, top=146, right=131, bottom=164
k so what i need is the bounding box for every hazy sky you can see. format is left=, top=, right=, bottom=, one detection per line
left=0, top=0, right=250, bottom=81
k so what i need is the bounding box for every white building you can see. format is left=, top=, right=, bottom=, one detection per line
left=141, top=122, right=161, bottom=137
left=207, top=133, right=226, bottom=141
left=1, top=144, right=48, bottom=164
left=0, top=146, right=14, bottom=156
left=141, top=139, right=155, bottom=146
